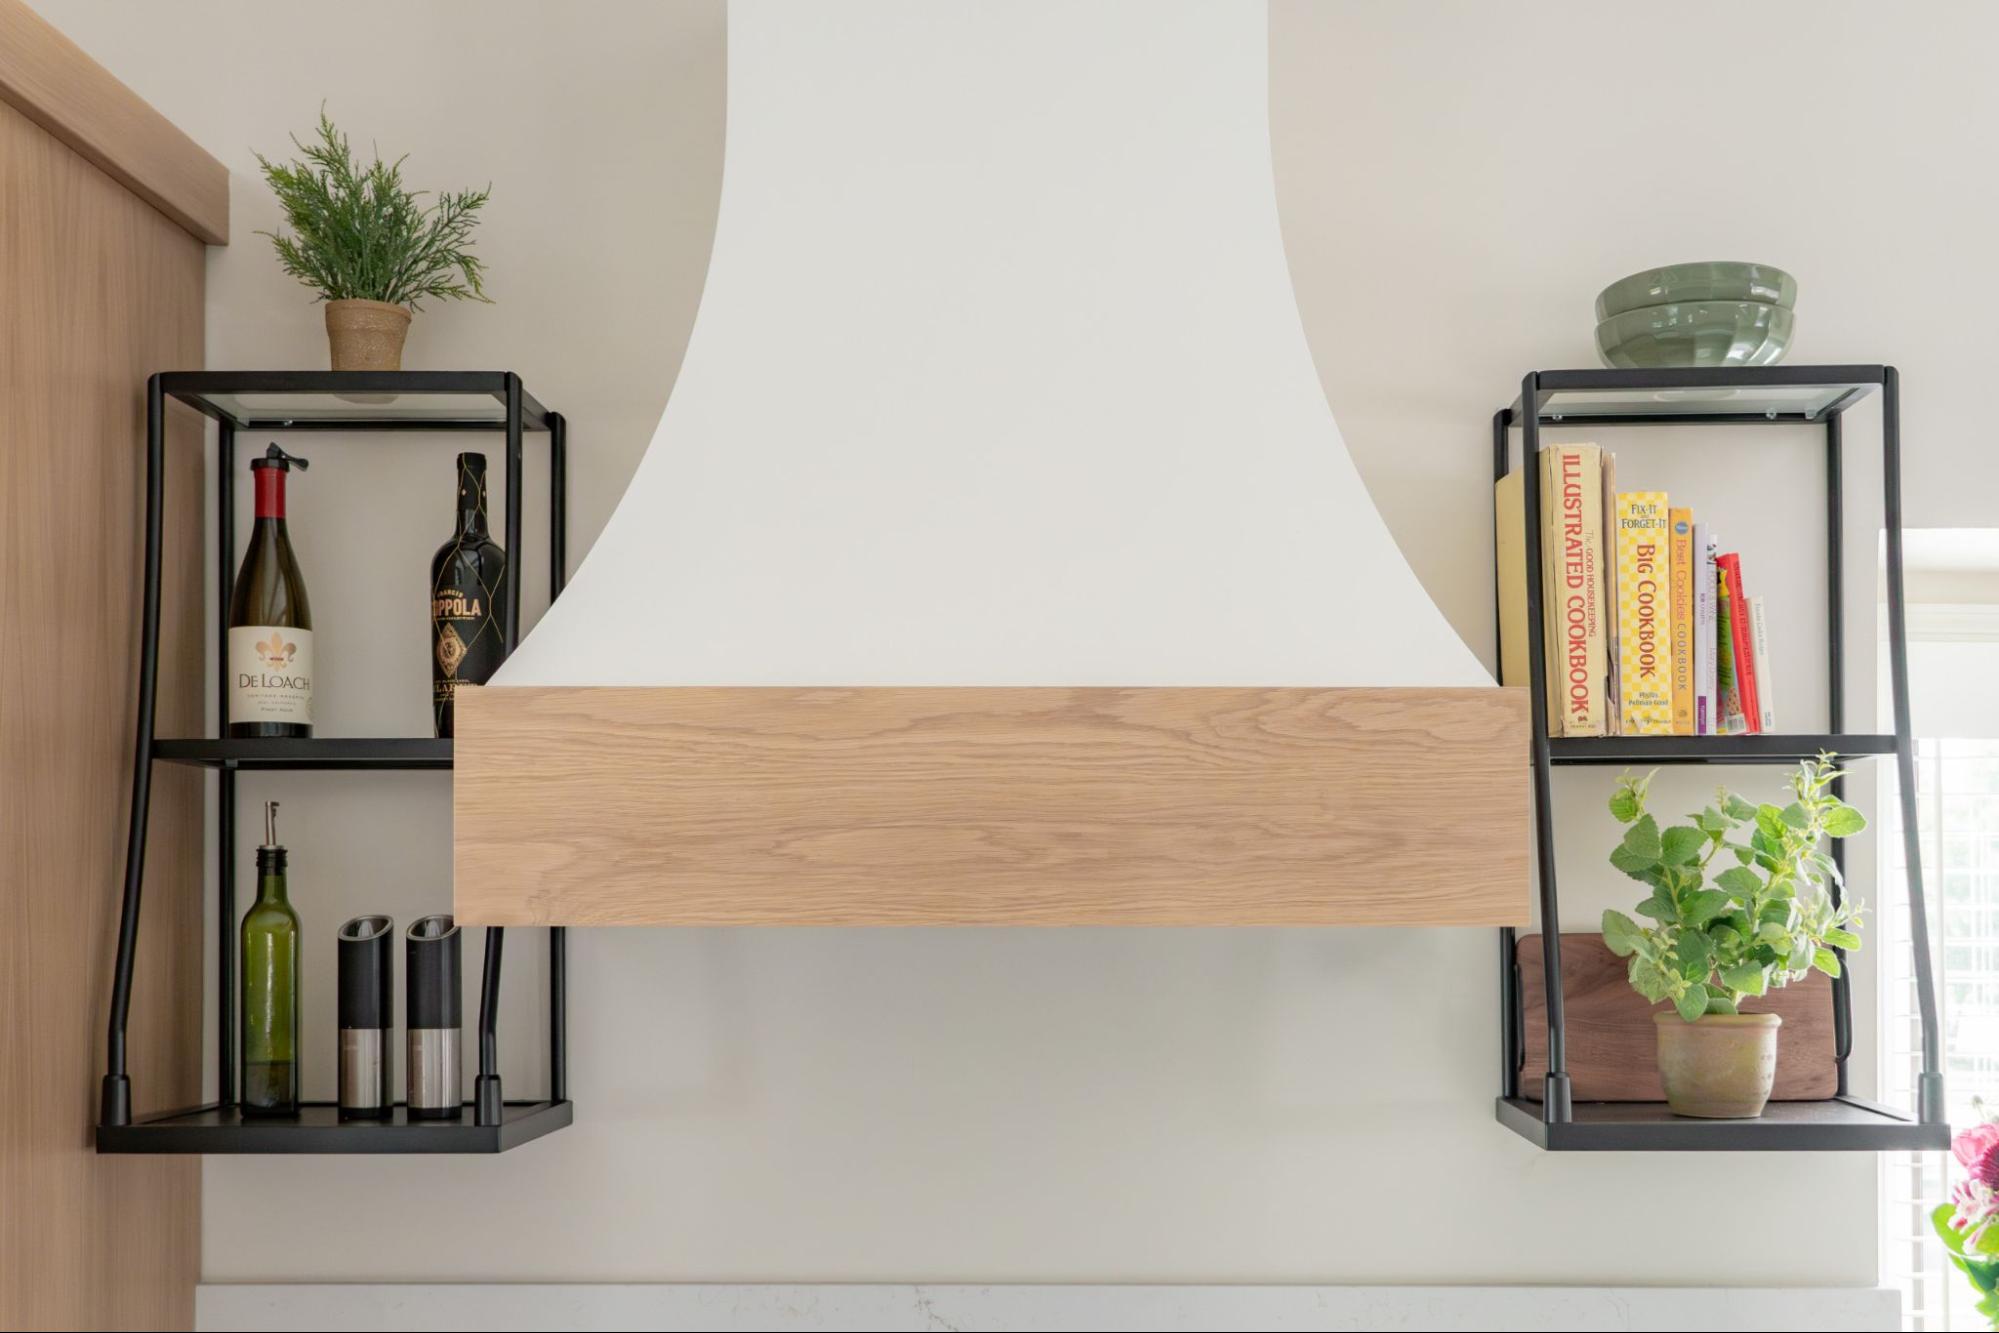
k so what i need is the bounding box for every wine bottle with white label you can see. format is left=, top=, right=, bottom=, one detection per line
left=228, top=444, right=314, bottom=738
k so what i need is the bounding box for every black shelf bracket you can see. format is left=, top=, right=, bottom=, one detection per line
left=99, top=372, right=571, bottom=1152
left=1492, top=365, right=1947, bottom=1150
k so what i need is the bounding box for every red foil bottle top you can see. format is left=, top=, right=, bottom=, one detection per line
left=253, top=465, right=286, bottom=519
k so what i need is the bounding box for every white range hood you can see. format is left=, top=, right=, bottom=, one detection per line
left=495, top=0, right=1486, bottom=690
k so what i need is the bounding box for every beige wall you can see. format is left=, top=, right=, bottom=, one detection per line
left=33, top=0, right=1996, bottom=1287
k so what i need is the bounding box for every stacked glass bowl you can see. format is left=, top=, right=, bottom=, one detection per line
left=1594, top=262, right=1797, bottom=368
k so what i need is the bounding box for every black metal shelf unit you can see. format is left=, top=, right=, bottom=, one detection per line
left=1494, top=364, right=1948, bottom=1152
left=97, top=371, right=571, bottom=1155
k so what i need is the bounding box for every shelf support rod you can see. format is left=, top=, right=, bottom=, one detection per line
left=548, top=411, right=568, bottom=1105
left=1492, top=407, right=1522, bottom=1101
left=217, top=421, right=237, bottom=1106
left=1519, top=373, right=1571, bottom=1121
left=1824, top=411, right=1852, bottom=1094
left=1882, top=367, right=1945, bottom=1122
left=471, top=375, right=528, bottom=1128
left=101, top=375, right=167, bottom=1127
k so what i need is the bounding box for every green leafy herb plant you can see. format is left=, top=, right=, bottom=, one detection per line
left=255, top=110, right=492, bottom=309
left=1601, top=753, right=1865, bottom=1022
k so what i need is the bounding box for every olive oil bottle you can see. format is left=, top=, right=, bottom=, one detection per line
left=241, top=801, right=300, bottom=1115
left=430, top=452, right=507, bottom=737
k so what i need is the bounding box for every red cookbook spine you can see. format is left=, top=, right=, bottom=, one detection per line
left=1717, top=553, right=1759, bottom=735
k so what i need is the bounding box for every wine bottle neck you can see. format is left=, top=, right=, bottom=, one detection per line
left=256, top=869, right=288, bottom=904
left=252, top=468, right=287, bottom=520
left=456, top=460, right=489, bottom=538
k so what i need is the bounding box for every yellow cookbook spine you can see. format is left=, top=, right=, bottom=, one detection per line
left=1544, top=444, right=1608, bottom=737
left=1668, top=507, right=1694, bottom=735
left=1616, top=492, right=1673, bottom=735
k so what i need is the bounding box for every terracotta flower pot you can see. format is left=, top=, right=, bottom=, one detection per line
left=1654, top=1011, right=1781, bottom=1118
left=324, top=299, right=412, bottom=371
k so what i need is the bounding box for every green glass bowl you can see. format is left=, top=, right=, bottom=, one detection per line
left=1594, top=301, right=1794, bottom=369
left=1595, top=262, right=1797, bottom=322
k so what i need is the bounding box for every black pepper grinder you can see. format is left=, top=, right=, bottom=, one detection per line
left=336, top=915, right=393, bottom=1117
left=405, top=915, right=462, bottom=1118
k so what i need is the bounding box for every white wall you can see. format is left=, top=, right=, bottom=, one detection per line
left=36, top=0, right=1999, bottom=1291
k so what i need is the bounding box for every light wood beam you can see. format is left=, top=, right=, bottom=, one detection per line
left=455, top=685, right=1530, bottom=928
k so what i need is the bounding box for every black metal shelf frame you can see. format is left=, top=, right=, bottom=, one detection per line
left=98, top=371, right=570, bottom=1153
left=1492, top=364, right=1947, bottom=1151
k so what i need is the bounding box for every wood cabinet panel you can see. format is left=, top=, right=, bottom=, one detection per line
left=0, top=95, right=205, bottom=1331
left=455, top=684, right=1531, bottom=927
left=1517, top=933, right=1838, bottom=1103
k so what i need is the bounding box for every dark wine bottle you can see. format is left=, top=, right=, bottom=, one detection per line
left=430, top=452, right=508, bottom=737
left=241, top=801, right=300, bottom=1115
left=228, top=444, right=313, bottom=738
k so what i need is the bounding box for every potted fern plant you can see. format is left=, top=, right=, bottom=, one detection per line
left=1601, top=754, right=1864, bottom=1118
left=256, top=111, right=491, bottom=370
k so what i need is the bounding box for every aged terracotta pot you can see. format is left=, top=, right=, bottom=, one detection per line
left=1654, top=1011, right=1781, bottom=1118
left=324, top=299, right=412, bottom=371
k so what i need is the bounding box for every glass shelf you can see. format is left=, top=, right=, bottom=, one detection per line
left=159, top=371, right=553, bottom=431
left=1508, top=366, right=1881, bottom=427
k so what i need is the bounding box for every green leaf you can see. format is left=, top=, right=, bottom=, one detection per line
left=1602, top=910, right=1644, bottom=958
left=1723, top=793, right=1758, bottom=821
left=1780, top=802, right=1812, bottom=830
left=1675, top=930, right=1711, bottom=979
left=1622, top=815, right=1662, bottom=862
left=1608, top=785, right=1641, bottom=824
left=1714, top=866, right=1763, bottom=899
left=1661, top=825, right=1705, bottom=866
left=1789, top=939, right=1815, bottom=972
left=1824, top=928, right=1862, bottom=951
left=1704, top=994, right=1739, bottom=1015
left=1757, top=921, right=1793, bottom=951
left=1609, top=842, right=1657, bottom=879
left=1823, top=805, right=1867, bottom=838
left=1720, top=961, right=1770, bottom=996
left=1635, top=890, right=1678, bottom=922
left=1629, top=956, right=1672, bottom=1003
left=1673, top=983, right=1710, bottom=1022
left=1813, top=947, right=1843, bottom=978
left=1682, top=890, right=1733, bottom=927
left=1936, top=1203, right=1971, bottom=1256
left=1697, top=807, right=1732, bottom=836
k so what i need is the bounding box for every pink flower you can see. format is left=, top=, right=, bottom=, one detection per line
left=1958, top=1123, right=1999, bottom=1189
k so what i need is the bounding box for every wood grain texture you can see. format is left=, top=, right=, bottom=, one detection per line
left=454, top=685, right=1530, bottom=927
left=0, top=97, right=205, bottom=1330
left=0, top=0, right=227, bottom=243
left=1517, top=934, right=1837, bottom=1102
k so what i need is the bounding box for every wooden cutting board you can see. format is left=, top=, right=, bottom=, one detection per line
left=1516, top=933, right=1838, bottom=1102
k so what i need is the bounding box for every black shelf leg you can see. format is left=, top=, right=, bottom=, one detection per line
left=102, top=375, right=167, bottom=1127
left=1491, top=407, right=1522, bottom=1102
left=470, top=376, right=529, bottom=1130
left=1882, top=368, right=1946, bottom=1123
left=1518, top=374, right=1571, bottom=1121
left=548, top=410, right=568, bottom=1106
left=217, top=422, right=236, bottom=1106
left=1824, top=411, right=1853, bottom=1097
left=475, top=926, right=505, bottom=1126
